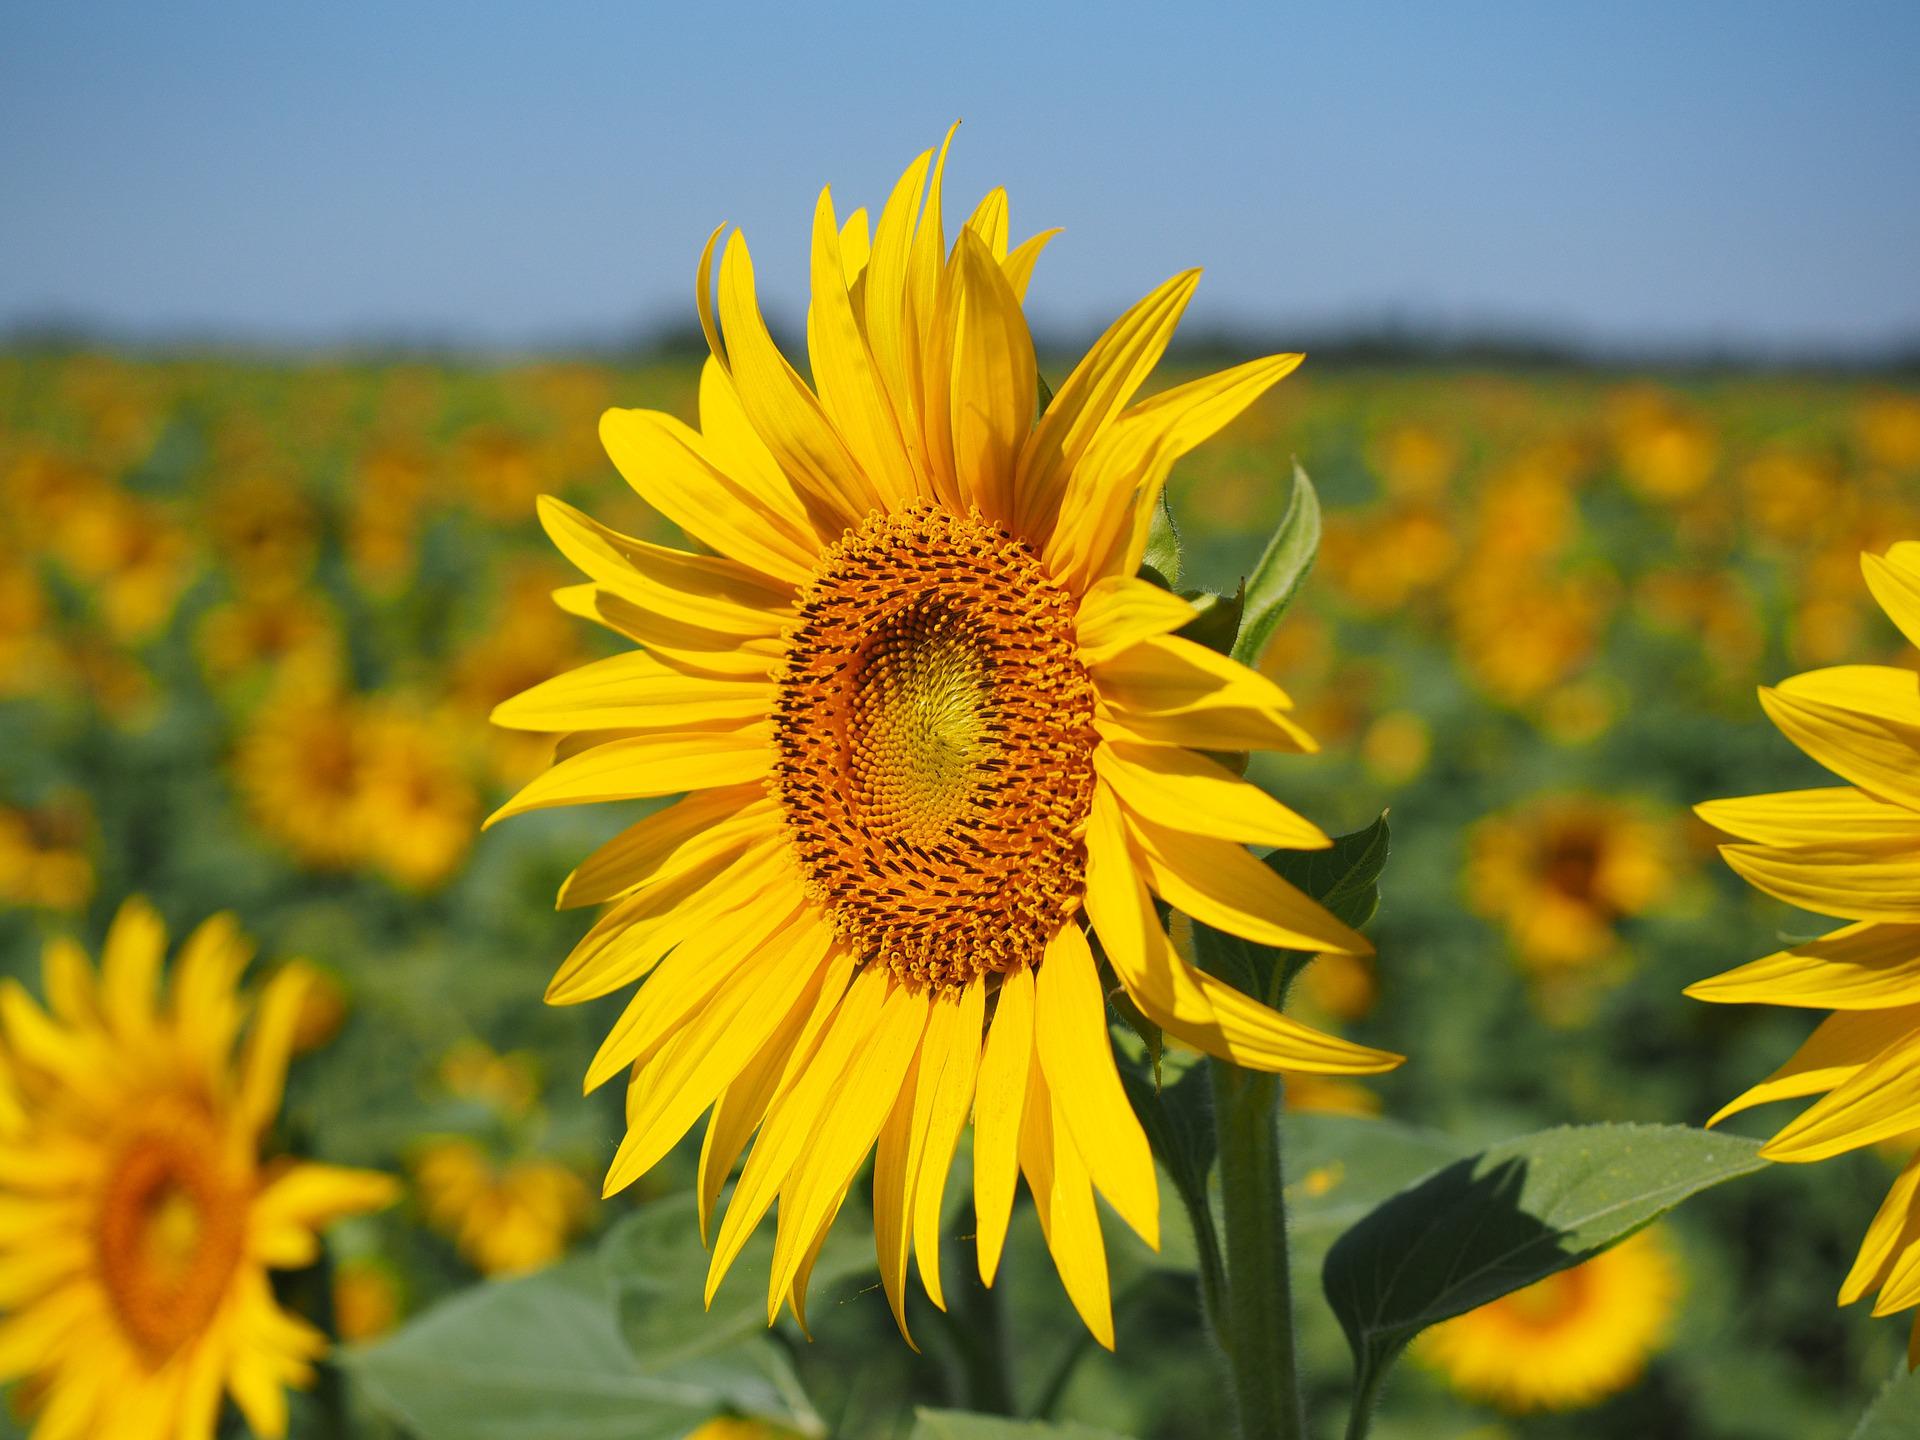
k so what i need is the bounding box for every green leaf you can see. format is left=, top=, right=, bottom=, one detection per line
left=1192, top=814, right=1390, bottom=1003
left=910, top=1409, right=1135, bottom=1440
left=1230, top=461, right=1321, bottom=669
left=344, top=1255, right=823, bottom=1439
left=1282, top=1112, right=1464, bottom=1269
left=1176, top=583, right=1245, bottom=657
left=1323, top=1123, right=1767, bottom=1417
left=601, top=1191, right=872, bottom=1366
left=1850, top=1361, right=1920, bottom=1440
left=1139, top=492, right=1181, bottom=590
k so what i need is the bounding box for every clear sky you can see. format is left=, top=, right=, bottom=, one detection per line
left=3, top=1, right=1915, bottom=354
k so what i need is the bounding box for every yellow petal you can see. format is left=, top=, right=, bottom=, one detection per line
left=964, top=187, right=1009, bottom=260
left=558, top=788, right=776, bottom=909
left=1720, top=840, right=1920, bottom=923
left=1075, top=576, right=1198, bottom=667
left=698, top=947, right=856, bottom=1243
left=1084, top=789, right=1401, bottom=1076
left=1865, top=548, right=1920, bottom=653
left=535, top=496, right=790, bottom=635
left=707, top=964, right=891, bottom=1303
left=485, top=728, right=771, bottom=827
left=1760, top=674, right=1920, bottom=812
left=719, top=229, right=884, bottom=529
left=1093, top=635, right=1318, bottom=754
left=1696, top=786, right=1920, bottom=846
left=1124, top=807, right=1369, bottom=956
left=603, top=921, right=833, bottom=1196
left=546, top=842, right=784, bottom=1003
left=808, top=187, right=914, bottom=507
left=1001, top=228, right=1060, bottom=303
left=862, top=146, right=936, bottom=479
left=872, top=1050, right=925, bottom=1345
left=1019, top=1063, right=1115, bottom=1349
left=973, top=964, right=1034, bottom=1287
left=1014, top=271, right=1200, bottom=540
left=1048, top=354, right=1303, bottom=587
left=911, top=977, right=985, bottom=1310
left=948, top=228, right=1038, bottom=529
left=765, top=983, right=929, bottom=1316
left=588, top=589, right=784, bottom=680
left=1096, top=742, right=1331, bottom=852
left=1708, top=1005, right=1920, bottom=1125
left=100, top=897, right=166, bottom=1044
left=1840, top=1151, right=1920, bottom=1305
left=584, top=879, right=806, bottom=1093
left=492, top=652, right=772, bottom=735
left=1762, top=1022, right=1920, bottom=1162
left=1686, top=921, right=1920, bottom=1010
left=1034, top=925, right=1158, bottom=1248
left=239, top=965, right=311, bottom=1136
left=599, top=406, right=817, bottom=584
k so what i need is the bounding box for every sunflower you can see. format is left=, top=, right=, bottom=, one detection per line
left=1415, top=1229, right=1680, bottom=1412
left=1466, top=793, right=1679, bottom=974
left=1692, top=540, right=1920, bottom=1362
left=491, top=134, right=1400, bottom=1345
left=0, top=899, right=398, bottom=1438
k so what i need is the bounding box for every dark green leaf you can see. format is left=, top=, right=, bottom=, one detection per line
left=1176, top=583, right=1245, bottom=656
left=1323, top=1124, right=1767, bottom=1412
left=1192, top=814, right=1390, bottom=1003
left=910, top=1409, right=1135, bottom=1440
left=1850, top=1361, right=1920, bottom=1440
left=1231, top=461, right=1321, bottom=668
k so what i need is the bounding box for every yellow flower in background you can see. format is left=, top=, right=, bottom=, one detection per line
left=1416, top=1229, right=1680, bottom=1412
left=0, top=795, right=95, bottom=912
left=437, top=1039, right=540, bottom=1119
left=1855, top=394, right=1920, bottom=473
left=204, top=473, right=319, bottom=593
left=1467, top=794, right=1679, bottom=973
left=49, top=486, right=196, bottom=644
left=1610, top=386, right=1718, bottom=503
left=331, top=1256, right=402, bottom=1343
left=195, top=589, right=343, bottom=689
left=1692, top=541, right=1920, bottom=1363
left=0, top=900, right=398, bottom=1439
left=412, top=1139, right=589, bottom=1277
left=350, top=701, right=479, bottom=890
left=234, top=687, right=477, bottom=888
left=493, top=133, right=1401, bottom=1344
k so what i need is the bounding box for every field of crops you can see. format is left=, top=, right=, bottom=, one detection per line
left=3, top=350, right=1919, bottom=1439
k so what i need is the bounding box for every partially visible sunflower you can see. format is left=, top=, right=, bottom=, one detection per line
left=0, top=899, right=398, bottom=1439
left=492, top=133, right=1402, bottom=1344
left=1692, top=541, right=1920, bottom=1362
left=411, top=1139, right=589, bottom=1277
left=1415, top=1229, right=1680, bottom=1412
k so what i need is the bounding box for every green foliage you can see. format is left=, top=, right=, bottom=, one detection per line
left=1230, top=462, right=1320, bottom=668
left=1323, top=1124, right=1767, bottom=1429
left=1848, top=1362, right=1920, bottom=1440
left=343, top=1258, right=821, bottom=1439
left=911, top=1411, right=1135, bottom=1440
left=1139, top=493, right=1182, bottom=589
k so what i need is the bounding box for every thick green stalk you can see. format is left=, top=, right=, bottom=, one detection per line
left=1211, top=1062, right=1305, bottom=1440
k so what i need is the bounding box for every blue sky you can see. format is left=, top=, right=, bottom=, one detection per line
left=3, top=1, right=1915, bottom=353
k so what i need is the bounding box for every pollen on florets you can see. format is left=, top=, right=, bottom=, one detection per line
left=770, top=505, right=1097, bottom=991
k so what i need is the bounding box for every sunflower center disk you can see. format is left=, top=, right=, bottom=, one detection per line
left=772, top=506, right=1097, bottom=990
left=97, top=1106, right=250, bottom=1361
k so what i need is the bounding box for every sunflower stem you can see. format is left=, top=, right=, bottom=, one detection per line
left=1211, top=1062, right=1305, bottom=1440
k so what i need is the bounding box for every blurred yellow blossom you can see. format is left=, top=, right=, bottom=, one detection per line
left=412, top=1139, right=590, bottom=1277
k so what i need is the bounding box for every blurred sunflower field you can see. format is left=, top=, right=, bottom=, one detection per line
left=4, top=346, right=1920, bottom=1440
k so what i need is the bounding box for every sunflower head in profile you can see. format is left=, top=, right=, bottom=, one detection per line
left=0, top=898, right=398, bottom=1439
left=1692, top=541, right=1920, bottom=1364
left=1415, top=1229, right=1681, bottom=1412
left=492, top=131, right=1403, bottom=1345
